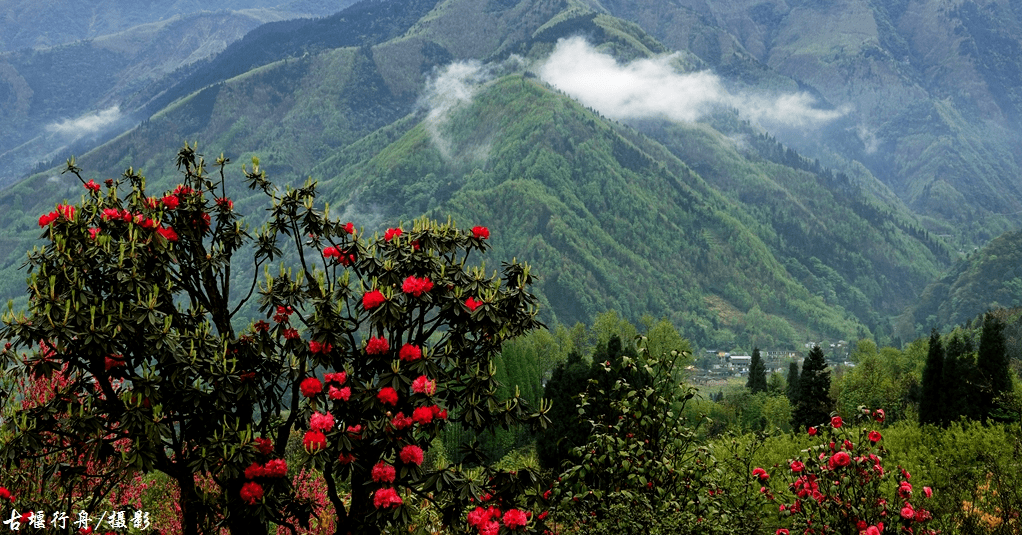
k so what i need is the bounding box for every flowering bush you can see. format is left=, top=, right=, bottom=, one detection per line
left=762, top=408, right=937, bottom=535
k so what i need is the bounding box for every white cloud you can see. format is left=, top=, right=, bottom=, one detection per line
left=45, top=106, right=123, bottom=139
left=421, top=61, right=488, bottom=161
left=539, top=37, right=847, bottom=129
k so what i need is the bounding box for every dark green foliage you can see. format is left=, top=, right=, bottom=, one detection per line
left=919, top=328, right=945, bottom=426
left=536, top=351, right=592, bottom=470
left=942, top=332, right=981, bottom=424
left=786, top=361, right=800, bottom=405
left=746, top=347, right=767, bottom=393
left=977, top=312, right=1013, bottom=421
left=791, top=345, right=832, bottom=430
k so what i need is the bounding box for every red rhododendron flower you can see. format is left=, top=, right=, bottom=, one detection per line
left=338, top=452, right=355, bottom=464
left=309, top=340, right=323, bottom=353
left=399, top=344, right=422, bottom=361
left=392, top=412, right=413, bottom=430
left=831, top=416, right=843, bottom=428
left=303, top=430, right=326, bottom=452
left=84, top=179, right=101, bottom=192
left=402, top=276, right=434, bottom=296
left=868, top=430, right=882, bottom=443
left=472, top=226, right=490, bottom=239
left=328, top=386, right=351, bottom=401
left=807, top=426, right=818, bottom=436
left=245, top=462, right=265, bottom=479
left=57, top=204, right=75, bottom=220
left=790, top=460, right=804, bottom=472
left=431, top=405, right=448, bottom=420
left=412, top=406, right=434, bottom=425
left=363, top=289, right=386, bottom=309
left=411, top=375, right=436, bottom=395
left=900, top=504, right=915, bottom=520
left=344, top=222, right=355, bottom=234
left=162, top=195, right=179, bottom=209
left=399, top=445, right=424, bottom=466
left=253, top=320, right=270, bottom=332
left=0, top=487, right=13, bottom=502
left=371, top=462, right=396, bottom=483
left=101, top=208, right=120, bottom=221
left=324, top=371, right=346, bottom=384
left=776, top=530, right=789, bottom=535
left=264, top=459, right=287, bottom=477
left=923, top=486, right=932, bottom=498
left=874, top=408, right=885, bottom=423
left=378, top=386, right=399, bottom=406
left=104, top=354, right=125, bottom=371
left=173, top=185, right=193, bottom=196
left=366, top=336, right=389, bottom=355
left=283, top=328, right=300, bottom=340
left=384, top=227, right=403, bottom=241
left=156, top=226, right=179, bottom=242
left=752, top=467, right=769, bottom=481
left=503, top=508, right=528, bottom=529
left=373, top=487, right=402, bottom=509
left=310, top=411, right=335, bottom=432
left=465, top=297, right=483, bottom=311
left=254, top=437, right=273, bottom=456
left=216, top=197, right=233, bottom=210
left=300, top=377, right=323, bottom=397
left=240, top=481, right=263, bottom=504
left=38, top=211, right=58, bottom=227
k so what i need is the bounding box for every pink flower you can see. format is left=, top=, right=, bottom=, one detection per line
left=865, top=527, right=881, bottom=535
left=240, top=481, right=263, bottom=504
left=807, top=426, right=818, bottom=436
left=831, top=416, right=843, bottom=428
left=399, top=445, right=425, bottom=466
left=366, top=336, right=389, bottom=355
left=328, top=386, right=351, bottom=401
left=310, top=411, right=335, bottom=432
left=371, top=462, right=396, bottom=483
left=752, top=467, right=769, bottom=481
left=900, top=504, right=915, bottom=520
left=303, top=430, right=327, bottom=452
left=503, top=509, right=528, bottom=529
left=344, top=222, right=355, bottom=234
left=373, top=487, right=402, bottom=509
left=874, top=409, right=885, bottom=423
left=898, top=481, right=912, bottom=499
left=399, top=344, right=422, bottom=361
left=923, top=486, right=932, bottom=498
left=156, top=226, right=178, bottom=242
left=300, top=377, right=323, bottom=397
left=829, top=451, right=851, bottom=469
left=384, top=227, right=403, bottom=241
left=472, top=226, right=490, bottom=239
left=868, top=430, right=882, bottom=443
left=776, top=530, right=789, bottom=535
left=391, top=412, right=413, bottom=430
left=162, top=195, right=179, bottom=209
left=401, top=276, right=434, bottom=297
left=84, top=179, right=101, bottom=192
left=411, top=375, right=436, bottom=395
left=465, top=297, right=483, bottom=311
left=378, top=386, right=399, bottom=406
left=790, top=460, right=804, bottom=472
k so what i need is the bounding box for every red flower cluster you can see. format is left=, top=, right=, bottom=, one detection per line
left=465, top=297, right=483, bottom=311
left=399, top=344, right=422, bottom=361
left=467, top=506, right=502, bottom=535
left=162, top=195, right=179, bottom=209
left=310, top=411, right=335, bottom=432
left=0, top=487, right=13, bottom=502
left=377, top=387, right=399, bottom=406
left=84, top=179, right=101, bottom=192
left=373, top=487, right=402, bottom=509
left=323, top=246, right=355, bottom=266
left=471, top=226, right=490, bottom=239
left=309, top=340, right=333, bottom=354
left=273, top=305, right=294, bottom=323
left=245, top=459, right=287, bottom=479
left=372, top=462, right=396, bottom=483
left=384, top=227, right=403, bottom=241
left=502, top=509, right=528, bottom=529
left=366, top=336, right=389, bottom=355
left=868, top=430, right=882, bottom=443
left=303, top=430, right=327, bottom=452
left=156, top=226, right=179, bottom=242
left=216, top=197, right=233, bottom=210
left=343, top=222, right=355, bottom=234
left=363, top=289, right=386, bottom=309
left=283, top=328, right=300, bottom=340
left=752, top=467, right=770, bottom=481
left=39, top=204, right=75, bottom=227
left=254, top=437, right=273, bottom=456
left=328, top=386, right=351, bottom=401
left=391, top=412, right=413, bottom=430
left=828, top=451, right=851, bottom=470
left=401, top=276, right=433, bottom=297
left=831, top=416, right=843, bottom=428
left=338, top=452, right=356, bottom=464
left=240, top=481, right=264, bottom=504
left=411, top=375, right=436, bottom=395
left=399, top=445, right=424, bottom=466
left=300, top=377, right=323, bottom=398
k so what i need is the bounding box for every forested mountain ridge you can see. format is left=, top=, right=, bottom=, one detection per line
left=0, top=0, right=957, bottom=349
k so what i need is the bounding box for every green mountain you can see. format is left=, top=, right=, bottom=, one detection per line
left=0, top=0, right=967, bottom=349
left=898, top=230, right=1022, bottom=341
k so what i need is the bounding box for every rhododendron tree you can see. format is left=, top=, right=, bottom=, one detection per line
left=2, top=145, right=551, bottom=535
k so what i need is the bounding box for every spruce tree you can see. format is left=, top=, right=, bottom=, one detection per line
left=943, top=332, right=980, bottom=423
left=786, top=361, right=801, bottom=404
left=919, top=328, right=945, bottom=426
left=977, top=312, right=1012, bottom=421
left=746, top=347, right=768, bottom=393
left=791, top=345, right=832, bottom=430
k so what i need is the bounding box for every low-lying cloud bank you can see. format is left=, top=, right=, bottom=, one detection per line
left=45, top=106, right=124, bottom=139
left=539, top=37, right=848, bottom=129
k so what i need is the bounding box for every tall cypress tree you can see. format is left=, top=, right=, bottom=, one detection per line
left=791, top=345, right=832, bottom=430
left=977, top=312, right=1012, bottom=421
left=943, top=332, right=979, bottom=423
left=919, top=328, right=945, bottom=426
left=786, top=361, right=800, bottom=404
left=746, top=347, right=768, bottom=393
left=537, top=351, right=593, bottom=469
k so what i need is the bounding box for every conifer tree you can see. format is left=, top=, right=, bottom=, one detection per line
left=943, top=332, right=979, bottom=424
left=537, top=351, right=592, bottom=469
left=746, top=347, right=768, bottom=393
left=977, top=312, right=1012, bottom=421
left=786, top=361, right=800, bottom=404
left=791, top=345, right=832, bottom=430
left=919, top=328, right=945, bottom=426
